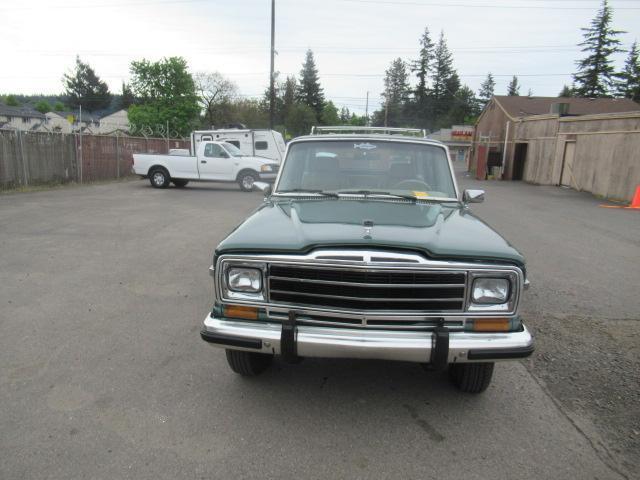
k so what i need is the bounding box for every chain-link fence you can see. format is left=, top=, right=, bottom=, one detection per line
left=0, top=130, right=190, bottom=188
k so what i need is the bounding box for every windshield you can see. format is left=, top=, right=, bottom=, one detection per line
left=276, top=140, right=457, bottom=199
left=222, top=142, right=243, bottom=157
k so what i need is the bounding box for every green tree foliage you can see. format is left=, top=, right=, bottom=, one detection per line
left=379, top=58, right=410, bottom=126
left=281, top=75, right=297, bottom=121
left=195, top=71, right=238, bottom=128
left=615, top=41, right=640, bottom=101
left=478, top=72, right=496, bottom=109
left=285, top=103, right=317, bottom=137
left=573, top=0, right=625, bottom=97
left=128, top=57, right=199, bottom=136
left=296, top=50, right=325, bottom=118
left=411, top=27, right=435, bottom=125
left=431, top=32, right=457, bottom=120
left=53, top=101, right=65, bottom=111
left=5, top=95, right=19, bottom=106
left=559, top=84, right=575, bottom=97
left=120, top=82, right=136, bottom=110
left=507, top=76, right=520, bottom=96
left=34, top=100, right=51, bottom=113
left=62, top=56, right=111, bottom=111
left=320, top=101, right=340, bottom=125
left=447, top=85, right=479, bottom=125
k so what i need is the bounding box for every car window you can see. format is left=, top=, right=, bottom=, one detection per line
left=222, top=142, right=243, bottom=157
left=204, top=143, right=226, bottom=158
left=255, top=141, right=268, bottom=150
left=277, top=140, right=456, bottom=198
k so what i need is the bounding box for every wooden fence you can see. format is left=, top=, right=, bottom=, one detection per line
left=0, top=130, right=190, bottom=188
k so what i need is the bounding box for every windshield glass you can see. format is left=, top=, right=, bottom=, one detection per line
left=276, top=140, right=456, bottom=199
left=222, top=142, right=243, bottom=157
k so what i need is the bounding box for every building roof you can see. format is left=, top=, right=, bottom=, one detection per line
left=0, top=104, right=46, bottom=119
left=493, top=95, right=640, bottom=118
left=51, top=110, right=100, bottom=123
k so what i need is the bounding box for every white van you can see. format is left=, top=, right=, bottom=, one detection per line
left=191, top=129, right=286, bottom=163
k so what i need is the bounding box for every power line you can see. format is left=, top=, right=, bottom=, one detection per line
left=335, top=0, right=640, bottom=10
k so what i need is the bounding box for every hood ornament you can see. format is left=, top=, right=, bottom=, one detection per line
left=363, top=219, right=374, bottom=239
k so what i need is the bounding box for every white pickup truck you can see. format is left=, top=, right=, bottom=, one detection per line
left=132, top=141, right=279, bottom=191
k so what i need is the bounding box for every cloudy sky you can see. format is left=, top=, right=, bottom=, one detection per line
left=1, top=0, right=639, bottom=114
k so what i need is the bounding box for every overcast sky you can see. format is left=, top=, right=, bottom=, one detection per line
left=2, top=0, right=639, bottom=114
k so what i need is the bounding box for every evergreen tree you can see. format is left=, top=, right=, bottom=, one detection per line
left=63, top=56, right=111, bottom=111
left=615, top=41, right=640, bottom=101
left=380, top=58, right=410, bottom=127
left=573, top=0, right=625, bottom=97
left=339, top=106, right=351, bottom=123
left=559, top=84, right=575, bottom=97
left=5, top=95, right=19, bottom=106
left=478, top=72, right=496, bottom=109
left=430, top=31, right=457, bottom=121
left=281, top=75, right=297, bottom=120
left=507, top=76, right=520, bottom=96
left=296, top=50, right=325, bottom=118
left=411, top=27, right=435, bottom=121
left=120, top=81, right=136, bottom=109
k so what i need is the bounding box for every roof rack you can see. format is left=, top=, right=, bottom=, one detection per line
left=310, top=126, right=427, bottom=137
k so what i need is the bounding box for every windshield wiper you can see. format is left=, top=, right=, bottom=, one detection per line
left=334, top=190, right=418, bottom=201
left=276, top=189, right=339, bottom=198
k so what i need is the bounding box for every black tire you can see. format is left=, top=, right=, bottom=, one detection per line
left=449, top=362, right=494, bottom=394
left=172, top=179, right=189, bottom=187
left=149, top=168, right=170, bottom=188
left=225, top=349, right=273, bottom=376
left=237, top=170, right=258, bottom=192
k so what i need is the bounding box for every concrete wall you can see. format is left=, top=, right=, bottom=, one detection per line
left=512, top=112, right=640, bottom=202
left=0, top=131, right=189, bottom=189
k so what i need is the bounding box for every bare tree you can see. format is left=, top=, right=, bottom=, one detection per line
left=194, top=72, right=238, bottom=128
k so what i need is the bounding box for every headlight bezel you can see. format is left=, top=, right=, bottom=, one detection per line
left=467, top=271, right=518, bottom=313
left=220, top=261, right=267, bottom=301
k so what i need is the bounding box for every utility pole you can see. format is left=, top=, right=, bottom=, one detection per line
left=166, top=120, right=169, bottom=152
left=269, top=0, right=276, bottom=130
left=79, top=105, right=83, bottom=184
left=365, top=91, right=369, bottom=126
left=384, top=97, right=389, bottom=127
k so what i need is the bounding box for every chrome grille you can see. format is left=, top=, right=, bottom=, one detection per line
left=268, top=265, right=466, bottom=312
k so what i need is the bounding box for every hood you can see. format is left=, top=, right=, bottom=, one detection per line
left=244, top=155, right=278, bottom=165
left=216, top=198, right=525, bottom=267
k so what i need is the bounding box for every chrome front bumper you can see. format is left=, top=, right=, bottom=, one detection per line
left=201, top=314, right=534, bottom=364
left=258, top=172, right=277, bottom=182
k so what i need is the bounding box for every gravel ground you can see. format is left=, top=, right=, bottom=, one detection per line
left=459, top=168, right=640, bottom=475
left=0, top=173, right=637, bottom=479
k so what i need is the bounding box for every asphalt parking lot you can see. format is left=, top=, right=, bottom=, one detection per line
left=1, top=173, right=638, bottom=479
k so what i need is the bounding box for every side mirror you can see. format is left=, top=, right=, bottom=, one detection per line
left=253, top=181, right=272, bottom=196
left=463, top=189, right=485, bottom=204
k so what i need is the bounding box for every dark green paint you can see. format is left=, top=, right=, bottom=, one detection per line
left=216, top=198, right=525, bottom=267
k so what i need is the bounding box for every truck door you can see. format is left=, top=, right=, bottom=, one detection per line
left=198, top=143, right=235, bottom=180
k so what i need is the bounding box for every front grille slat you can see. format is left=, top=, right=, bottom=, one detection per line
left=268, top=264, right=466, bottom=312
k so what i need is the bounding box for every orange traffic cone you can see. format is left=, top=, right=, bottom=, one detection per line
left=600, top=185, right=640, bottom=209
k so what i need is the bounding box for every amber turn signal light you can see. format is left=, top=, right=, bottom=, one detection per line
left=473, top=318, right=510, bottom=332
left=223, top=305, right=258, bottom=320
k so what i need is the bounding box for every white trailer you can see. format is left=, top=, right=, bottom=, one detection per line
left=190, top=129, right=286, bottom=163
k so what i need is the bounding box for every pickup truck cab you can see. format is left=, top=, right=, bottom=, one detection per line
left=132, top=141, right=279, bottom=191
left=200, top=127, right=534, bottom=393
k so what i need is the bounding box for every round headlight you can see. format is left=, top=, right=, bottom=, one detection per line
left=472, top=278, right=509, bottom=304
left=227, top=267, right=262, bottom=293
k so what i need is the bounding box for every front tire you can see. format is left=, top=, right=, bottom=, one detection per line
left=449, top=362, right=494, bottom=393
left=237, top=171, right=258, bottom=192
left=225, top=349, right=273, bottom=376
left=149, top=168, right=170, bottom=188
left=172, top=179, right=189, bottom=187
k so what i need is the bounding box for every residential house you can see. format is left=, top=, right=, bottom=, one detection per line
left=0, top=105, right=48, bottom=132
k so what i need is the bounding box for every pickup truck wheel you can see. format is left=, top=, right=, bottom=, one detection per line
left=149, top=168, right=170, bottom=188
left=238, top=171, right=258, bottom=192
left=449, top=362, right=494, bottom=393
left=172, top=179, right=189, bottom=187
left=225, top=349, right=273, bottom=376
